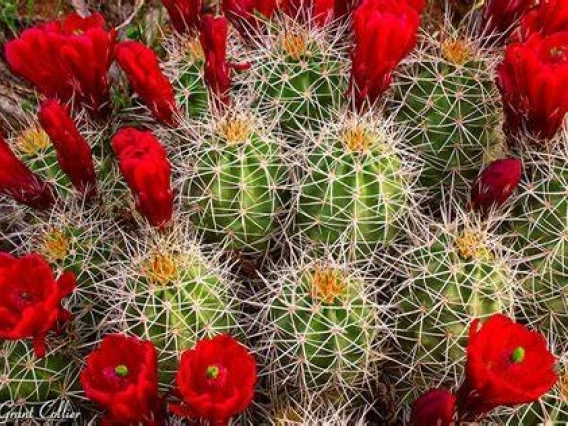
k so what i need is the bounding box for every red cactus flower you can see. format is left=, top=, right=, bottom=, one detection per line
left=410, top=388, right=456, bottom=426
left=161, top=0, right=203, bottom=35
left=115, top=41, right=179, bottom=126
left=0, top=133, right=54, bottom=210
left=497, top=32, right=568, bottom=141
left=279, top=0, right=335, bottom=27
left=38, top=99, right=97, bottom=198
left=0, top=252, right=76, bottom=358
left=111, top=128, right=173, bottom=228
left=81, top=334, right=164, bottom=425
left=520, top=0, right=568, bottom=40
left=223, top=0, right=278, bottom=40
left=334, top=0, right=360, bottom=19
left=170, top=334, right=257, bottom=425
left=456, top=314, right=557, bottom=422
left=350, top=0, right=421, bottom=108
left=482, top=0, right=532, bottom=36
left=470, top=158, right=522, bottom=215
left=5, top=12, right=115, bottom=115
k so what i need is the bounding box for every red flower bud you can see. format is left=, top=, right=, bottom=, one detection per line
left=200, top=15, right=233, bottom=105
left=470, top=158, right=522, bottom=214
left=482, top=0, right=531, bottom=36
left=223, top=0, right=278, bottom=40
left=81, top=334, right=164, bottom=425
left=115, top=41, right=179, bottom=126
left=456, top=314, right=557, bottom=421
left=351, top=0, right=421, bottom=108
left=161, top=0, right=203, bottom=35
left=5, top=13, right=115, bottom=115
left=498, top=32, right=568, bottom=142
left=520, top=0, right=568, bottom=40
left=111, top=128, right=173, bottom=228
left=0, top=252, right=76, bottom=358
left=279, top=0, right=335, bottom=27
left=170, top=334, right=256, bottom=424
left=410, top=388, right=456, bottom=426
left=0, top=133, right=54, bottom=209
left=38, top=99, right=97, bottom=198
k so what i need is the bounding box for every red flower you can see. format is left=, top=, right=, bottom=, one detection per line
left=170, top=334, right=256, bottom=425
left=456, top=314, right=557, bottom=421
left=470, top=158, right=522, bottom=215
left=81, top=334, right=164, bottom=425
left=223, top=0, right=278, bottom=40
left=0, top=133, right=54, bottom=209
left=161, top=0, right=203, bottom=35
left=410, top=388, right=456, bottom=426
left=520, top=0, right=568, bottom=40
left=497, top=32, right=568, bottom=141
left=115, top=41, right=179, bottom=126
left=482, top=0, right=531, bottom=36
left=5, top=12, right=115, bottom=115
left=38, top=99, right=97, bottom=198
left=279, top=0, right=335, bottom=27
left=0, top=252, right=75, bottom=358
left=111, top=128, right=173, bottom=228
left=334, top=0, right=360, bottom=19
left=351, top=0, right=421, bottom=108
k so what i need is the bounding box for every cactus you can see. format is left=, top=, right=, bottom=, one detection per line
left=295, top=112, right=416, bottom=258
left=393, top=33, right=500, bottom=197
left=179, top=110, right=290, bottom=253
left=391, top=211, right=517, bottom=400
left=109, top=226, right=240, bottom=387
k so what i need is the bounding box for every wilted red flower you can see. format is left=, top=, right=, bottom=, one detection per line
left=0, top=134, right=54, bottom=209
left=81, top=334, right=164, bottom=425
left=38, top=99, right=97, bottom=198
left=223, top=0, right=278, bottom=40
left=279, top=0, right=335, bottom=27
left=5, top=12, right=115, bottom=115
left=170, top=334, right=256, bottom=424
left=456, top=314, right=557, bottom=421
left=410, top=388, right=456, bottom=426
left=497, top=32, right=568, bottom=141
left=0, top=252, right=75, bottom=358
left=161, top=0, right=203, bottom=35
left=520, top=0, right=568, bottom=40
left=115, top=41, right=179, bottom=126
left=351, top=0, right=421, bottom=108
left=482, top=0, right=532, bottom=37
left=111, top=128, right=173, bottom=228
left=470, top=158, right=522, bottom=215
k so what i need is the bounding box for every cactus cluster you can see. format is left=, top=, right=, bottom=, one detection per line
left=1, top=0, right=568, bottom=424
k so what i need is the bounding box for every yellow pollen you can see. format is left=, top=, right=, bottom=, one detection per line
left=281, top=31, right=309, bottom=60
left=312, top=267, right=345, bottom=303
left=41, top=230, right=70, bottom=262
left=17, top=126, right=51, bottom=155
left=186, top=37, right=205, bottom=63
left=144, top=252, right=178, bottom=285
left=441, top=39, right=473, bottom=66
left=218, top=118, right=251, bottom=144
left=455, top=230, right=486, bottom=260
left=342, top=125, right=374, bottom=152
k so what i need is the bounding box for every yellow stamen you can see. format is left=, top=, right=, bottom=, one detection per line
left=186, top=37, right=205, bottom=63
left=455, top=230, right=488, bottom=260
left=312, top=267, right=345, bottom=303
left=341, top=125, right=375, bottom=153
left=441, top=39, right=473, bottom=66
left=280, top=31, right=309, bottom=60
left=41, top=230, right=70, bottom=262
left=144, top=251, right=178, bottom=285
left=217, top=118, right=252, bottom=144
left=17, top=126, right=51, bottom=155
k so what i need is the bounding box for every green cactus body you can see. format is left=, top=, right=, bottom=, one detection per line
left=266, top=263, right=378, bottom=392
left=394, top=39, right=498, bottom=196
left=186, top=116, right=289, bottom=252
left=251, top=26, right=347, bottom=131
left=395, top=227, right=514, bottom=393
left=120, top=246, right=238, bottom=386
left=0, top=341, right=80, bottom=403
left=297, top=119, right=411, bottom=257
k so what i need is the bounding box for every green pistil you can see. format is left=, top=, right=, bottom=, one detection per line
left=206, top=365, right=220, bottom=380
left=511, top=347, right=526, bottom=364
left=115, top=365, right=129, bottom=377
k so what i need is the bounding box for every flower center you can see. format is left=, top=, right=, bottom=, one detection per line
left=217, top=118, right=251, bottom=144
left=441, top=39, right=472, bottom=66
left=17, top=126, right=51, bottom=155
left=144, top=251, right=178, bottom=286
left=511, top=346, right=525, bottom=364
left=41, top=230, right=70, bottom=263
left=186, top=37, right=205, bottom=63
left=280, top=31, right=309, bottom=60
left=455, top=230, right=489, bottom=260
left=114, top=364, right=129, bottom=377
left=312, top=267, right=345, bottom=303
left=206, top=365, right=220, bottom=379
left=342, top=125, right=375, bottom=153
